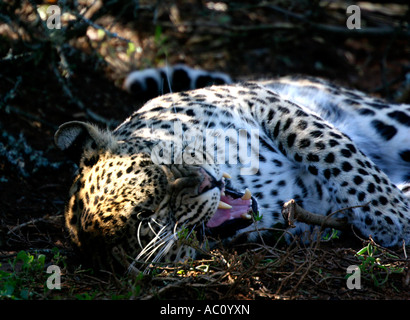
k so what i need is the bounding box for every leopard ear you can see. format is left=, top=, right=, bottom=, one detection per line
left=54, top=121, right=118, bottom=163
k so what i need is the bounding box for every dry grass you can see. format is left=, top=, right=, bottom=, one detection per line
left=2, top=219, right=408, bottom=300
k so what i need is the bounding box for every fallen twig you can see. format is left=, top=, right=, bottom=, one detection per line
left=282, top=199, right=349, bottom=230
left=7, top=215, right=63, bottom=236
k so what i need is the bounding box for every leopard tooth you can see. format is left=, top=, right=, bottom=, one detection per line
left=218, top=201, right=232, bottom=209
left=222, top=172, right=231, bottom=179
left=241, top=188, right=252, bottom=200
left=241, top=213, right=252, bottom=219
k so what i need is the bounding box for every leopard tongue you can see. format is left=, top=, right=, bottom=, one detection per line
left=206, top=193, right=252, bottom=228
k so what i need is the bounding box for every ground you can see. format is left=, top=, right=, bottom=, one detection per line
left=0, top=0, right=409, bottom=300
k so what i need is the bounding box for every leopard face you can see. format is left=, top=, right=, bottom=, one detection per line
left=55, top=121, right=255, bottom=269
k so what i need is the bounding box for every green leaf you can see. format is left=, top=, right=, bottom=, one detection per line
left=127, top=42, right=136, bottom=56
left=154, top=25, right=163, bottom=43
left=367, top=244, right=376, bottom=256
left=356, top=247, right=367, bottom=256
left=38, top=254, right=45, bottom=264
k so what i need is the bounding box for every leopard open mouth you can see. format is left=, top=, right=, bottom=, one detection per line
left=206, top=187, right=258, bottom=238
left=199, top=170, right=258, bottom=238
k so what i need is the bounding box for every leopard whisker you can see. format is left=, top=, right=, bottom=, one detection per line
left=137, top=220, right=144, bottom=249
left=138, top=220, right=180, bottom=262
left=129, top=225, right=170, bottom=271
left=140, top=222, right=198, bottom=271
left=138, top=225, right=167, bottom=257
left=148, top=220, right=162, bottom=238
left=151, top=235, right=176, bottom=263
left=142, top=236, right=171, bottom=263
left=151, top=217, right=166, bottom=228
left=173, top=221, right=179, bottom=240
left=140, top=232, right=177, bottom=274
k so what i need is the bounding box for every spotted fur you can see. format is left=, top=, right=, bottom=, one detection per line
left=55, top=67, right=410, bottom=270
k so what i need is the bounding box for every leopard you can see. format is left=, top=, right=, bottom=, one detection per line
left=55, top=65, right=410, bottom=271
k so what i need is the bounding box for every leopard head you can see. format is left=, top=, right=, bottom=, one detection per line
left=55, top=121, right=256, bottom=271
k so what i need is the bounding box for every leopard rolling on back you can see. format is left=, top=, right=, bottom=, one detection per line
left=55, top=68, right=410, bottom=270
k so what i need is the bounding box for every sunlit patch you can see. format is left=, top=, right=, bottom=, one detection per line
left=206, top=2, right=228, bottom=12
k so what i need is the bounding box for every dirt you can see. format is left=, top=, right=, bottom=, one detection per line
left=0, top=0, right=409, bottom=300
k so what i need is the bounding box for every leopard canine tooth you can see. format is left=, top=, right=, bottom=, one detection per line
left=218, top=201, right=232, bottom=209
left=222, top=172, right=231, bottom=179
left=241, top=188, right=252, bottom=200
left=241, top=213, right=252, bottom=219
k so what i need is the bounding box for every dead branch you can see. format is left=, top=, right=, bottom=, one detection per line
left=50, top=63, right=117, bottom=127
left=6, top=215, right=63, bottom=236
left=282, top=199, right=349, bottom=230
